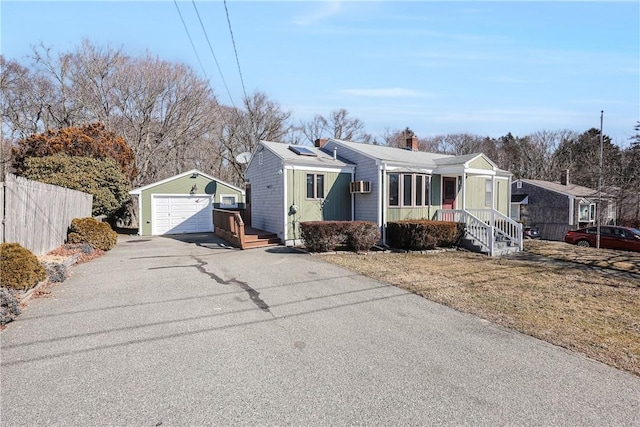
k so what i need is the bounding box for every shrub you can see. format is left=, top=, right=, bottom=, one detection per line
left=387, top=220, right=461, bottom=250
left=67, top=217, right=117, bottom=251
left=300, top=221, right=348, bottom=252
left=22, top=155, right=131, bottom=216
left=0, top=287, right=22, bottom=325
left=300, top=221, right=380, bottom=252
left=0, top=243, right=47, bottom=290
left=346, top=221, right=381, bottom=252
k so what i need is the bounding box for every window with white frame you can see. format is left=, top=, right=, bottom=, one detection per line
left=485, top=179, right=493, bottom=207
left=306, top=174, right=325, bottom=199
left=388, top=173, right=431, bottom=207
left=220, top=194, right=238, bottom=208
left=578, top=202, right=595, bottom=222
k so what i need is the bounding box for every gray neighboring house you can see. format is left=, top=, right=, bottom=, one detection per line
left=247, top=137, right=521, bottom=255
left=511, top=171, right=616, bottom=241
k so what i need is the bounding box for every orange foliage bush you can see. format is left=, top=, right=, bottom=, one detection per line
left=12, top=123, right=137, bottom=180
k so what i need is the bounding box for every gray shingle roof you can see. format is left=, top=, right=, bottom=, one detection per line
left=330, top=139, right=453, bottom=167
left=260, top=140, right=355, bottom=168
left=518, top=179, right=613, bottom=198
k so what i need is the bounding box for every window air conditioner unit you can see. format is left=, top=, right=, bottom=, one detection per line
left=350, top=181, right=371, bottom=193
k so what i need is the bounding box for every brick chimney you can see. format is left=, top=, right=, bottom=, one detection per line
left=560, top=169, right=569, bottom=185
left=314, top=138, right=328, bottom=148
left=406, top=135, right=419, bottom=151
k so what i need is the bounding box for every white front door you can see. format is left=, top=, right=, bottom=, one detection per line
left=152, top=195, right=213, bottom=235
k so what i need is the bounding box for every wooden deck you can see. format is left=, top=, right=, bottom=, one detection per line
left=213, top=209, right=280, bottom=249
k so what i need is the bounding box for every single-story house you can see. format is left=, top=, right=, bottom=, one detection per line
left=246, top=137, right=520, bottom=255
left=129, top=169, right=245, bottom=236
left=511, top=170, right=616, bottom=241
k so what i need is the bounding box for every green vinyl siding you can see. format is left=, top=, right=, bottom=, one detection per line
left=387, top=207, right=437, bottom=222
left=495, top=178, right=509, bottom=215
left=286, top=169, right=351, bottom=240
left=469, top=156, right=494, bottom=171
left=465, top=176, right=488, bottom=209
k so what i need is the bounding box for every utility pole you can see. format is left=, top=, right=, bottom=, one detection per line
left=596, top=110, right=603, bottom=249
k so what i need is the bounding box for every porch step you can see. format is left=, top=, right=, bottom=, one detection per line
left=460, top=236, right=521, bottom=257
left=242, top=230, right=281, bottom=249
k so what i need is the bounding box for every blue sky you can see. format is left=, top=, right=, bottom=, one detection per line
left=2, top=1, right=639, bottom=146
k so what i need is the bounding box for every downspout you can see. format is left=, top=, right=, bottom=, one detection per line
left=351, top=168, right=355, bottom=221
left=282, top=163, right=288, bottom=245
left=380, top=163, right=387, bottom=245
left=461, top=171, right=466, bottom=211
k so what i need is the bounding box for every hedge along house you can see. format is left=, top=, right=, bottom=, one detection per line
left=129, top=169, right=245, bottom=236
left=245, top=141, right=355, bottom=246
left=320, top=138, right=520, bottom=255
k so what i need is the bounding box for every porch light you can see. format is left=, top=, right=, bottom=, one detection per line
left=190, top=184, right=198, bottom=195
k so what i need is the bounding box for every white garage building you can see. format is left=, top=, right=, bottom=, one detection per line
left=129, top=169, right=245, bottom=236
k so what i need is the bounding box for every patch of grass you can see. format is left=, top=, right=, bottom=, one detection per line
left=321, top=247, right=640, bottom=376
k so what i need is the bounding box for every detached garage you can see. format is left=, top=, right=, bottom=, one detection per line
left=130, top=169, right=245, bottom=236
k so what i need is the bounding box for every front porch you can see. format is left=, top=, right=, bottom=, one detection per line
left=435, top=208, right=523, bottom=256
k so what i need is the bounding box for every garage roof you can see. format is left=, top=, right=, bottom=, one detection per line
left=129, top=169, right=245, bottom=195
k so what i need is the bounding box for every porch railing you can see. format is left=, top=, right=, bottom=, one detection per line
left=213, top=209, right=246, bottom=249
left=435, top=209, right=523, bottom=256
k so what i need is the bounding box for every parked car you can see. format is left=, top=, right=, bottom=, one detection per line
left=564, top=226, right=640, bottom=252
left=523, top=227, right=541, bottom=239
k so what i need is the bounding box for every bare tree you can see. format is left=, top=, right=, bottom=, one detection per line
left=216, top=91, right=292, bottom=185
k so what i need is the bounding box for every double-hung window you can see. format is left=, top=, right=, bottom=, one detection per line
left=578, top=202, right=596, bottom=222
left=306, top=174, right=325, bottom=199
left=388, top=173, right=431, bottom=207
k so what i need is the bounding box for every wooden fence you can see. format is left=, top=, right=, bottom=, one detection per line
left=1, top=174, right=93, bottom=256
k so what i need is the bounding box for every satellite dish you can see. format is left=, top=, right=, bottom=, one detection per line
left=235, top=152, right=252, bottom=164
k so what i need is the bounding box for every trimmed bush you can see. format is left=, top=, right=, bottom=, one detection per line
left=300, top=221, right=380, bottom=252
left=1, top=287, right=22, bottom=325
left=67, top=217, right=117, bottom=251
left=387, top=220, right=462, bottom=250
left=346, top=221, right=381, bottom=252
left=0, top=243, right=47, bottom=290
left=300, top=221, right=348, bottom=252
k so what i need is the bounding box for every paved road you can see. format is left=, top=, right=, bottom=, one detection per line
left=2, top=234, right=639, bottom=426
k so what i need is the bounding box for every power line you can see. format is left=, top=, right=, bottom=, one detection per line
left=191, top=0, right=236, bottom=109
left=173, top=0, right=209, bottom=81
left=223, top=0, right=248, bottom=101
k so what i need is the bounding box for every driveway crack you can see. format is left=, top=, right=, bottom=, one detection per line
left=192, top=256, right=270, bottom=312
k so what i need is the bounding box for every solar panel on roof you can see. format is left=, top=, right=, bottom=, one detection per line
left=288, top=145, right=317, bottom=156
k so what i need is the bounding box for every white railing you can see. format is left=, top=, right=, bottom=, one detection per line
left=435, top=209, right=522, bottom=256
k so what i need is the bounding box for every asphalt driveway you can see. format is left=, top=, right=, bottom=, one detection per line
left=2, top=234, right=639, bottom=426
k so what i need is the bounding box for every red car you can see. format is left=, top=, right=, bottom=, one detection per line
left=564, top=226, right=640, bottom=252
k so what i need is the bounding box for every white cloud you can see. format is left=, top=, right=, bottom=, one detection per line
left=339, top=88, right=429, bottom=98
left=293, top=2, right=342, bottom=26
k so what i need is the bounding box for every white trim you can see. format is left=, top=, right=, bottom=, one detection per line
left=150, top=194, right=213, bottom=236
left=283, top=162, right=288, bottom=243
left=130, top=169, right=244, bottom=195
left=219, top=194, right=239, bottom=209
left=568, top=196, right=575, bottom=226
left=284, top=164, right=356, bottom=173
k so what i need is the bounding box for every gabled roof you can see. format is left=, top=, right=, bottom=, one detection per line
left=257, top=140, right=355, bottom=169
left=515, top=179, right=613, bottom=199
left=328, top=138, right=451, bottom=167
left=129, top=169, right=244, bottom=195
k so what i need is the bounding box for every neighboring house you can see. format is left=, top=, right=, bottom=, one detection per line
left=129, top=169, right=245, bottom=236
left=246, top=137, right=520, bottom=255
left=511, top=171, right=616, bottom=241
